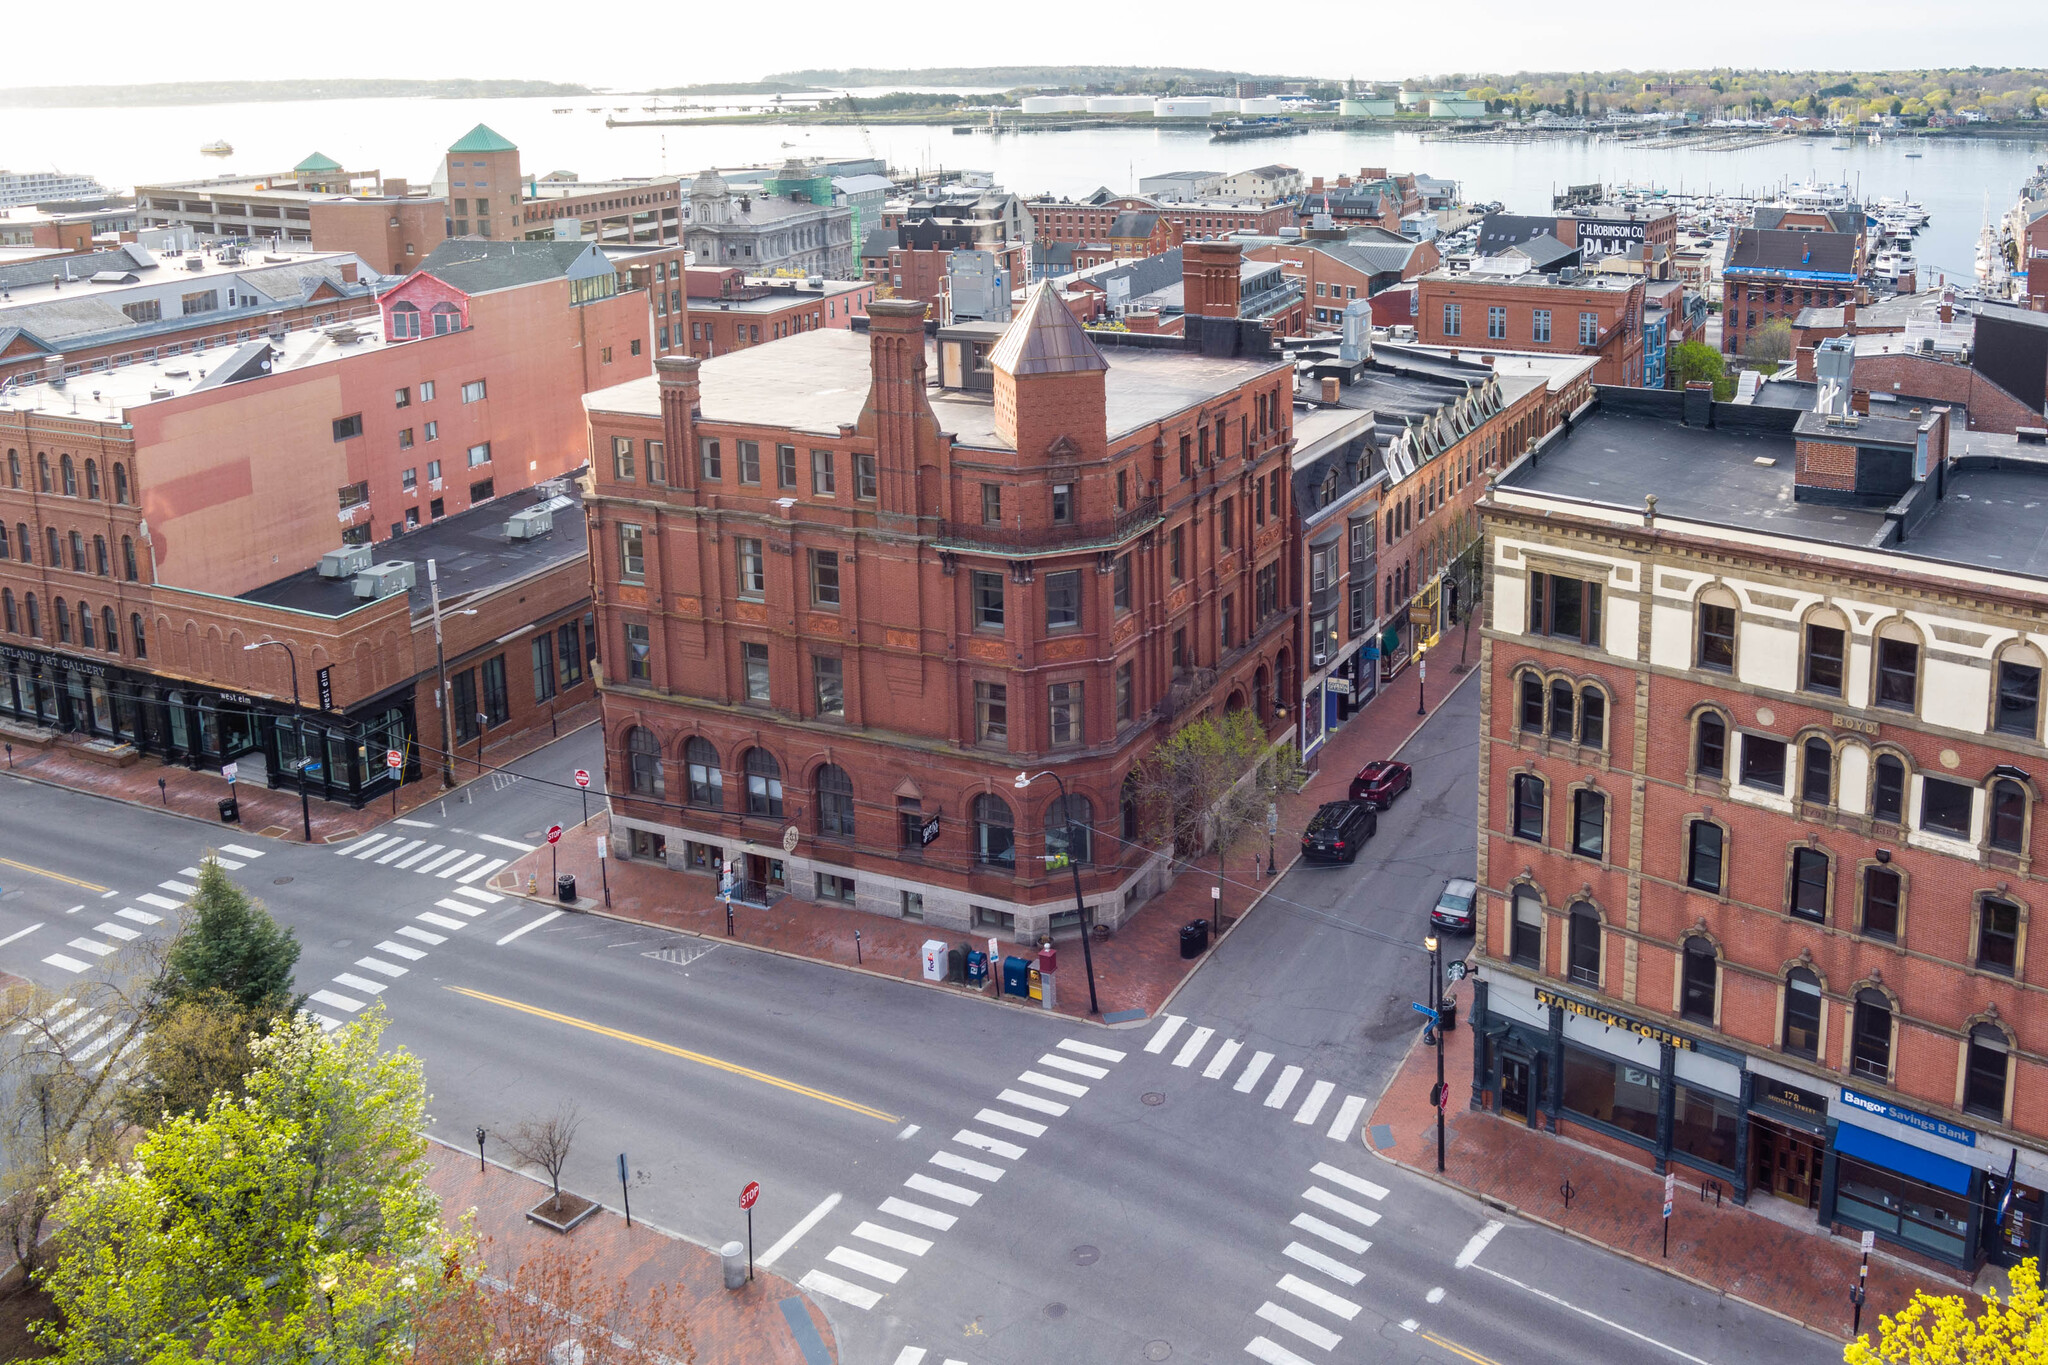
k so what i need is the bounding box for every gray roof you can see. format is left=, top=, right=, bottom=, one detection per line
left=1109, top=211, right=1158, bottom=238
left=419, top=240, right=608, bottom=295
left=1310, top=239, right=1425, bottom=279
left=1477, top=214, right=1559, bottom=252
left=859, top=227, right=899, bottom=259
left=1509, top=234, right=1580, bottom=270
left=1076, top=248, right=1184, bottom=304
left=1724, top=228, right=1859, bottom=277
left=989, top=282, right=1108, bottom=377
left=1752, top=205, right=1865, bottom=235
left=0, top=244, right=153, bottom=295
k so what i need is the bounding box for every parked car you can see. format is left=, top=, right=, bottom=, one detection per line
left=1430, top=876, right=1478, bottom=932
left=1348, top=759, right=1413, bottom=810
left=1300, top=801, right=1377, bottom=864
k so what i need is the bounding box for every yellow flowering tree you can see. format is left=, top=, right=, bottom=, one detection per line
left=1844, top=1257, right=2047, bottom=1364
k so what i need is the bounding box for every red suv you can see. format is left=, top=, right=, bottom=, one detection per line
left=1347, top=759, right=1413, bottom=810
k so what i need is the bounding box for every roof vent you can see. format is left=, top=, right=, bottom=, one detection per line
left=352, top=560, right=416, bottom=600
left=319, top=544, right=375, bottom=579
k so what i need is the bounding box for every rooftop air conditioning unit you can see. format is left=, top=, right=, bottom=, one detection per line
left=504, top=506, right=554, bottom=540
left=352, top=560, right=417, bottom=599
left=318, top=544, right=375, bottom=578
left=1313, top=653, right=1328, bottom=667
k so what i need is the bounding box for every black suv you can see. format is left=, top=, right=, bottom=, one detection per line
left=1299, top=801, right=1377, bottom=864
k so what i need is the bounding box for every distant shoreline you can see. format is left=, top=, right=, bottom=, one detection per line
left=0, top=79, right=589, bottom=109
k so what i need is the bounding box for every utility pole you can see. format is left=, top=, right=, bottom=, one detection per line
left=428, top=559, right=455, bottom=788
left=1428, top=933, right=1446, bottom=1173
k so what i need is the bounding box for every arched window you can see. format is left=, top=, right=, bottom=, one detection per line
left=973, top=793, right=1015, bottom=867
left=68, top=530, right=84, bottom=571
left=1801, top=738, right=1832, bottom=805
left=24, top=594, right=38, bottom=639
left=112, top=463, right=130, bottom=505
left=52, top=597, right=70, bottom=644
left=1851, top=989, right=1892, bottom=1082
left=1518, top=672, right=1543, bottom=732
left=1695, top=588, right=1737, bottom=672
left=1872, top=755, right=1906, bottom=824
left=46, top=527, right=60, bottom=565
left=59, top=455, right=75, bottom=496
left=1686, top=820, right=1724, bottom=892
left=1963, top=1024, right=2010, bottom=1120
left=5, top=450, right=16, bottom=487
left=77, top=603, right=95, bottom=649
left=1996, top=647, right=2042, bottom=737
left=16, top=525, right=28, bottom=565
left=37, top=453, right=51, bottom=492
left=1571, top=788, right=1604, bottom=859
left=816, top=764, right=854, bottom=837
left=1579, top=686, right=1605, bottom=748
left=93, top=536, right=108, bottom=577
left=389, top=300, right=421, bottom=338
left=100, top=607, right=116, bottom=653
left=626, top=726, right=663, bottom=797
left=1511, top=773, right=1544, bottom=841
left=1046, top=793, right=1094, bottom=867
left=1989, top=778, right=2026, bottom=853
left=1567, top=903, right=1601, bottom=987
left=1789, top=847, right=1830, bottom=923
left=0, top=522, right=8, bottom=559
left=83, top=459, right=100, bottom=500
left=121, top=536, right=138, bottom=582
left=1, top=589, right=13, bottom=634
left=684, top=738, right=721, bottom=808
left=1549, top=678, right=1574, bottom=737
left=1509, top=886, right=1542, bottom=967
left=1802, top=610, right=1847, bottom=696
left=1680, top=937, right=1717, bottom=1023
left=1783, top=968, right=1823, bottom=1058
left=129, top=613, right=146, bottom=660
left=742, top=747, right=782, bottom=817
left=1695, top=713, right=1727, bottom=779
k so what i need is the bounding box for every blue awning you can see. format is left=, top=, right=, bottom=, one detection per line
left=1834, top=1121, right=1975, bottom=1194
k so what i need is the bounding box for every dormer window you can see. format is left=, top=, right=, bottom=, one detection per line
left=389, top=300, right=420, bottom=339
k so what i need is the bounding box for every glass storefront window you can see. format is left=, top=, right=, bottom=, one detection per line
left=1561, top=1045, right=1660, bottom=1143
left=88, top=677, right=112, bottom=733
left=1835, top=1157, right=1972, bottom=1262
left=1671, top=1083, right=1740, bottom=1171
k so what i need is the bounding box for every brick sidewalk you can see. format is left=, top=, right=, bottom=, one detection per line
left=490, top=662, right=1478, bottom=1025
left=425, top=1138, right=834, bottom=1364
left=1364, top=1014, right=1961, bottom=1344
left=0, top=702, right=598, bottom=844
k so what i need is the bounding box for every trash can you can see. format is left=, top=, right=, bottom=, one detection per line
left=946, top=946, right=966, bottom=983
left=1439, top=996, right=1458, bottom=1033
left=1179, top=918, right=1211, bottom=959
left=217, top=796, right=238, bottom=823
left=556, top=873, right=576, bottom=903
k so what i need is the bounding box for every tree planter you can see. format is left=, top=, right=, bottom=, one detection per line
left=524, top=1191, right=601, bottom=1233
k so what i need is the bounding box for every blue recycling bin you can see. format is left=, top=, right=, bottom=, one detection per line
left=965, top=950, right=989, bottom=987
left=1001, top=955, right=1032, bottom=998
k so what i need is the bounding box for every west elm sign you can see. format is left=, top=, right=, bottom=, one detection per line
left=1839, top=1087, right=1976, bottom=1147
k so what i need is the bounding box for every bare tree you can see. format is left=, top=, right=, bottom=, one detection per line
left=1132, top=710, right=1301, bottom=928
left=501, top=1104, right=583, bottom=1213
left=413, top=1237, right=695, bottom=1365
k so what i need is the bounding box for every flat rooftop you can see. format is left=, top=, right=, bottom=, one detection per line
left=0, top=246, right=359, bottom=306
left=586, top=327, right=1286, bottom=451
left=682, top=277, right=871, bottom=313
left=239, top=477, right=588, bottom=620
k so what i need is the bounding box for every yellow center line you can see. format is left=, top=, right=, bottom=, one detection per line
left=443, top=985, right=900, bottom=1123
left=1421, top=1330, right=1500, bottom=1365
left=0, top=856, right=109, bottom=893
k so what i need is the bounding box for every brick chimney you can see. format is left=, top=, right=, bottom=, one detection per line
left=1850, top=388, right=1871, bottom=415
left=1183, top=240, right=1244, bottom=320
left=1842, top=298, right=1857, bottom=329
left=1126, top=310, right=1160, bottom=333
left=858, top=298, right=939, bottom=516
left=1320, top=377, right=1341, bottom=403
left=656, top=355, right=700, bottom=488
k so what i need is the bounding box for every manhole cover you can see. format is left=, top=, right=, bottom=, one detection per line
left=1071, top=1245, right=1099, bottom=1266
left=1043, top=1303, right=1066, bottom=1320
left=1145, top=1343, right=1171, bottom=1362
left=272, top=876, right=293, bottom=885
left=330, top=939, right=352, bottom=948
left=1141, top=1092, right=1166, bottom=1107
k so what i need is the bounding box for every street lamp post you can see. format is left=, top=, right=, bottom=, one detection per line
left=243, top=639, right=312, bottom=842
left=1426, top=933, right=1446, bottom=1173
left=1014, top=770, right=1100, bottom=1016
left=425, top=560, right=478, bottom=789
left=1416, top=641, right=1429, bottom=717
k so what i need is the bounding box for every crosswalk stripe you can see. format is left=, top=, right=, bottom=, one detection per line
left=115, top=908, right=161, bottom=926
left=375, top=840, right=423, bottom=865
left=798, top=1269, right=881, bottom=1311
left=877, top=1196, right=957, bottom=1231
left=93, top=923, right=140, bottom=941
left=437, top=853, right=487, bottom=880
left=309, top=989, right=365, bottom=1013
left=1277, top=1273, right=1361, bottom=1321
left=928, top=1151, right=1003, bottom=1182
left=974, top=1108, right=1046, bottom=1138
left=1203, top=1038, right=1243, bottom=1079
left=1302, top=1187, right=1380, bottom=1228
left=1294, top=1080, right=1336, bottom=1126
left=332, top=973, right=386, bottom=996
left=179, top=866, right=203, bottom=877
left=852, top=1221, right=931, bottom=1257
left=458, top=858, right=507, bottom=884
left=902, top=1173, right=980, bottom=1207
left=1256, top=1301, right=1341, bottom=1351
left=73, top=1029, right=119, bottom=1061
left=67, top=938, right=114, bottom=956
left=1172, top=1025, right=1215, bottom=1068
left=417, top=911, right=466, bottom=930
left=1235, top=1050, right=1275, bottom=1093
left=825, top=1244, right=905, bottom=1284
left=1035, top=1052, right=1108, bottom=1079
left=997, top=1088, right=1067, bottom=1116
left=49, top=1006, right=90, bottom=1033
left=892, top=1348, right=927, bottom=1365
left=1145, top=1014, right=1186, bottom=1053
left=454, top=885, right=504, bottom=903
left=159, top=880, right=197, bottom=895
left=63, top=1014, right=107, bottom=1043
left=414, top=849, right=464, bottom=875
left=1265, top=1065, right=1304, bottom=1109
left=1017, top=1070, right=1087, bottom=1098
left=137, top=893, right=184, bottom=911
left=349, top=837, right=400, bottom=860
left=209, top=857, right=245, bottom=870
left=1056, top=1038, right=1127, bottom=1062
left=1282, top=1242, right=1363, bottom=1287
left=395, top=926, right=446, bottom=945
left=1245, top=1335, right=1317, bottom=1365
left=951, top=1129, right=1026, bottom=1160
left=355, top=957, right=407, bottom=978
left=218, top=843, right=265, bottom=859
left=377, top=939, right=429, bottom=959
left=306, top=1013, right=347, bottom=1033
left=437, top=897, right=488, bottom=917
left=1291, top=1213, right=1371, bottom=1254
left=477, top=833, right=536, bottom=852
left=1325, top=1096, right=1368, bottom=1143
left=395, top=843, right=443, bottom=869
left=1310, top=1163, right=1389, bottom=1202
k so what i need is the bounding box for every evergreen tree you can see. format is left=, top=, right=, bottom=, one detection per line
left=157, top=856, right=301, bottom=1018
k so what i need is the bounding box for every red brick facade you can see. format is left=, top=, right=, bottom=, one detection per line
left=1417, top=273, right=1646, bottom=386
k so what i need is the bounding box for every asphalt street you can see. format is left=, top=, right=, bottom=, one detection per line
left=0, top=691, right=1842, bottom=1365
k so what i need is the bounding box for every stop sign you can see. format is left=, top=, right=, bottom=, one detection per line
left=574, top=769, right=590, bottom=788
left=546, top=824, right=563, bottom=845
left=739, top=1181, right=760, bottom=1210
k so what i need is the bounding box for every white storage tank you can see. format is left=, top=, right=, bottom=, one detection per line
left=1021, top=95, right=1086, bottom=114
left=1209, top=98, right=1241, bottom=115
left=1086, top=95, right=1152, bottom=113
left=1237, top=97, right=1287, bottom=115
left=1153, top=98, right=1215, bottom=118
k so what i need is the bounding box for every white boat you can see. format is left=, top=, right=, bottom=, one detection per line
left=1872, top=248, right=1916, bottom=285
left=1869, top=130, right=1883, bottom=143
left=199, top=139, right=233, bottom=156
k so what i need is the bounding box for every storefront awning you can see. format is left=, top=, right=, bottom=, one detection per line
left=1834, top=1121, right=1974, bottom=1194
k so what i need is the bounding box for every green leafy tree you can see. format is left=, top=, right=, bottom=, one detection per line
left=1669, top=339, right=1734, bottom=398
left=1747, top=317, right=1795, bottom=366
left=120, top=992, right=272, bottom=1124
left=1133, top=708, right=1301, bottom=927
left=1844, top=1256, right=2046, bottom=1363
left=157, top=855, right=301, bottom=1017
left=35, top=1006, right=437, bottom=1361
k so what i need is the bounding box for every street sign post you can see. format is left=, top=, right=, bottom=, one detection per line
left=618, top=1152, right=632, bottom=1227
left=739, top=1181, right=760, bottom=1281
left=546, top=823, right=563, bottom=889
left=1410, top=1001, right=1439, bottom=1023
left=595, top=834, right=611, bottom=907
left=222, top=762, right=238, bottom=784
left=1663, top=1172, right=1676, bottom=1257
left=574, top=768, right=591, bottom=824
left=1853, top=1229, right=1875, bottom=1332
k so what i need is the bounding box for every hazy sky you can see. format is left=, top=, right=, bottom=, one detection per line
left=8, top=1, right=2046, bottom=90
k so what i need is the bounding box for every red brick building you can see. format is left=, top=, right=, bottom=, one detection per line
left=581, top=261, right=1300, bottom=938
left=1470, top=372, right=2048, bottom=1275
left=1722, top=228, right=1863, bottom=359
left=1417, top=266, right=1646, bottom=386
left=1028, top=196, right=1294, bottom=253
left=1244, top=230, right=1440, bottom=330
left=675, top=268, right=874, bottom=358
